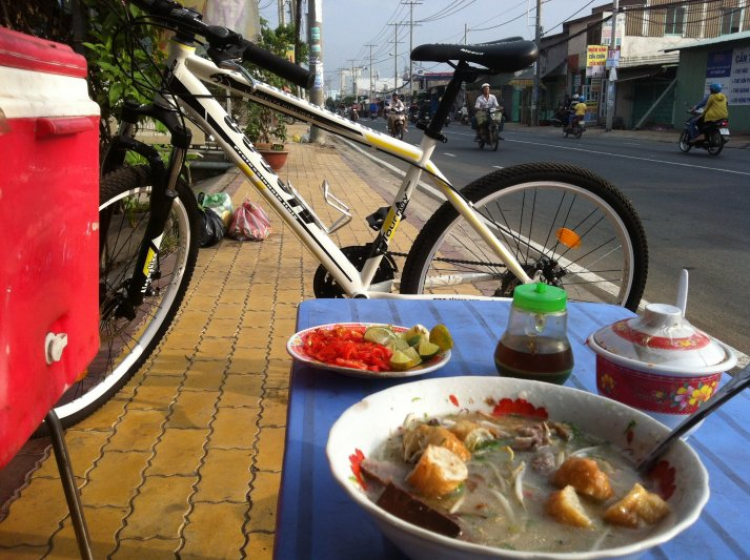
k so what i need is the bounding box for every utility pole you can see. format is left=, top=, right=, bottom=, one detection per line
left=605, top=0, right=620, bottom=132
left=308, top=0, right=325, bottom=143
left=531, top=0, right=542, bottom=126
left=366, top=43, right=376, bottom=103
left=402, top=1, right=422, bottom=101
left=388, top=23, right=402, bottom=92
left=347, top=59, right=358, bottom=97
left=278, top=0, right=286, bottom=26
left=464, top=23, right=468, bottom=45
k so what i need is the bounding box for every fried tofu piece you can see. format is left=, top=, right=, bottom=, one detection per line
left=604, top=483, right=671, bottom=528
left=449, top=420, right=495, bottom=451
left=546, top=485, right=593, bottom=528
left=554, top=456, right=614, bottom=502
left=403, top=424, right=471, bottom=463
left=406, top=444, right=468, bottom=498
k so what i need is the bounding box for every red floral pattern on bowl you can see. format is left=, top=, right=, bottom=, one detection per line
left=595, top=356, right=720, bottom=415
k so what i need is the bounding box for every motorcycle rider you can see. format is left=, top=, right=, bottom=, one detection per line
left=474, top=82, right=499, bottom=142
left=386, top=92, right=406, bottom=135
left=571, top=95, right=587, bottom=127
left=688, top=83, right=728, bottom=141
left=562, top=93, right=579, bottom=127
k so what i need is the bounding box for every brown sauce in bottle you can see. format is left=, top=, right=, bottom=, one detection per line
left=494, top=334, right=574, bottom=385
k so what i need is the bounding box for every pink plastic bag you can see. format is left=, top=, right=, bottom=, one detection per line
left=228, top=199, right=271, bottom=241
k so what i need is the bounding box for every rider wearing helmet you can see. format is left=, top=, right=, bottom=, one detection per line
left=386, top=92, right=406, bottom=134
left=572, top=95, right=587, bottom=124
left=474, top=83, right=500, bottom=141
left=689, top=83, right=728, bottom=140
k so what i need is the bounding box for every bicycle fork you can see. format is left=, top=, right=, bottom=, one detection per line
left=101, top=101, right=192, bottom=319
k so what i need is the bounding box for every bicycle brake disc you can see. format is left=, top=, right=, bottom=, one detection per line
left=313, top=245, right=397, bottom=298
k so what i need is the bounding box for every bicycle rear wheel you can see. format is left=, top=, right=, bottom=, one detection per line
left=46, top=165, right=201, bottom=431
left=400, top=163, right=648, bottom=311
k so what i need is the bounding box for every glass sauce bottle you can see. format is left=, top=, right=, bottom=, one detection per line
left=494, top=283, right=574, bottom=385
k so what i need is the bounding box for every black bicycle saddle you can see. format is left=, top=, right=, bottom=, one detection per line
left=411, top=37, right=538, bottom=73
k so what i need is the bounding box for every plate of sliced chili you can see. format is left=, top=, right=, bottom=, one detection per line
left=287, top=323, right=451, bottom=378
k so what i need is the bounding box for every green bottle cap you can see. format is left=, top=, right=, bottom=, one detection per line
left=512, top=283, right=567, bottom=313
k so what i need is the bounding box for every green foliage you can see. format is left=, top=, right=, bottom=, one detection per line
left=243, top=19, right=307, bottom=145
left=80, top=0, right=165, bottom=151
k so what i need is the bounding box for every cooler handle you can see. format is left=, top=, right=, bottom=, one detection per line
left=36, top=117, right=94, bottom=138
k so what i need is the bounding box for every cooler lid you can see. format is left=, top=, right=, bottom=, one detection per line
left=0, top=26, right=87, bottom=78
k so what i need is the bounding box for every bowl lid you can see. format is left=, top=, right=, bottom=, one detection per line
left=590, top=303, right=732, bottom=372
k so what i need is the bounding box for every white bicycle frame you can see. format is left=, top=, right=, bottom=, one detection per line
left=158, top=39, right=532, bottom=297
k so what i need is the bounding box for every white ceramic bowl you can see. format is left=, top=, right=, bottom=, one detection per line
left=326, top=376, right=709, bottom=560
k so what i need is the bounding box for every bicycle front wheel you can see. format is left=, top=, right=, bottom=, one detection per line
left=401, top=163, right=648, bottom=311
left=49, top=165, right=201, bottom=431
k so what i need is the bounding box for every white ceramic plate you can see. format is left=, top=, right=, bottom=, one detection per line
left=286, top=322, right=451, bottom=378
left=327, top=376, right=710, bottom=560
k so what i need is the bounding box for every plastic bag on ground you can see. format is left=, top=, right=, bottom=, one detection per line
left=228, top=199, right=271, bottom=241
left=199, top=206, right=225, bottom=247
left=197, top=191, right=234, bottom=227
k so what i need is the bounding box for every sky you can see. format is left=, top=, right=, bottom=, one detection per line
left=258, top=0, right=611, bottom=91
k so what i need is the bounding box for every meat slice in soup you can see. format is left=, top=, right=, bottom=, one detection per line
left=364, top=408, right=672, bottom=553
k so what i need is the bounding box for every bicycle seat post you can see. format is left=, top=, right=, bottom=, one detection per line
left=424, top=64, right=471, bottom=142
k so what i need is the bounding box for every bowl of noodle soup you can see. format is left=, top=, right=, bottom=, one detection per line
left=326, top=376, right=708, bottom=560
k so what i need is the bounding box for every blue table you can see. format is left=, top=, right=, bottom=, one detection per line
left=274, top=299, right=750, bottom=559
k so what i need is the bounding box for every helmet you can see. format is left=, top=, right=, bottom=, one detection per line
left=578, top=96, right=585, bottom=102
left=572, top=93, right=580, bottom=100
left=710, top=83, right=722, bottom=93
left=481, top=83, right=490, bottom=89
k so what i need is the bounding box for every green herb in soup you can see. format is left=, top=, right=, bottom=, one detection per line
left=359, top=409, right=670, bottom=553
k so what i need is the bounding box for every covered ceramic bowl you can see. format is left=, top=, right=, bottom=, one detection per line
left=587, top=303, right=736, bottom=428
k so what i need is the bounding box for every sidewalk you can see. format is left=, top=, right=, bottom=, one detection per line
left=0, top=125, right=422, bottom=559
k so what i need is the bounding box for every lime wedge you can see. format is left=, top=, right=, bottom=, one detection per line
left=387, top=337, right=410, bottom=352
left=364, top=326, right=397, bottom=346
left=389, top=350, right=413, bottom=371
left=404, top=324, right=430, bottom=341
left=417, top=340, right=441, bottom=359
left=403, top=346, right=423, bottom=368
left=405, top=334, right=424, bottom=348
left=429, top=324, right=454, bottom=352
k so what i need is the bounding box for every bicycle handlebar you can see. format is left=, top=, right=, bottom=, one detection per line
left=128, top=0, right=314, bottom=89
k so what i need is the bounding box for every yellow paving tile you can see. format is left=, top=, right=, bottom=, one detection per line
left=207, top=408, right=260, bottom=449
left=246, top=470, right=281, bottom=533
left=182, top=358, right=228, bottom=392
left=0, top=477, right=70, bottom=546
left=195, top=336, right=235, bottom=358
left=258, top=395, right=288, bottom=428
left=0, top=545, right=48, bottom=559
left=147, top=428, right=210, bottom=477
left=160, top=329, right=202, bottom=351
left=243, top=530, right=274, bottom=559
left=219, top=373, right=264, bottom=408
left=112, top=537, right=182, bottom=559
left=192, top=448, right=253, bottom=503
left=204, top=317, right=240, bottom=338
left=82, top=451, right=149, bottom=507
left=129, top=374, right=181, bottom=411
left=180, top=502, right=247, bottom=559
left=240, top=310, right=274, bottom=328
left=119, top=475, right=197, bottom=539
left=148, top=352, right=192, bottom=376
left=166, top=390, right=221, bottom=430
left=106, top=409, right=166, bottom=453
left=235, top=327, right=270, bottom=350
left=254, top=427, right=286, bottom=472
left=48, top=505, right=128, bottom=559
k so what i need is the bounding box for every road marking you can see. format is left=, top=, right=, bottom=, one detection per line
left=444, top=153, right=456, bottom=157
left=492, top=165, right=504, bottom=169
left=511, top=139, right=750, bottom=176
left=623, top=142, right=641, bottom=146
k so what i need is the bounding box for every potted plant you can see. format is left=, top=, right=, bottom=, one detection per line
left=243, top=103, right=289, bottom=171
left=241, top=19, right=305, bottom=171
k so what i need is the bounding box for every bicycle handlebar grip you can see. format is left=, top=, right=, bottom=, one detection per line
left=242, top=41, right=314, bottom=89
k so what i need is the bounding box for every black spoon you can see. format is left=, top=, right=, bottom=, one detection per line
left=637, top=362, right=750, bottom=473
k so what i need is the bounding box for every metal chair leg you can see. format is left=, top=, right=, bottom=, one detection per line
left=44, top=410, right=93, bottom=560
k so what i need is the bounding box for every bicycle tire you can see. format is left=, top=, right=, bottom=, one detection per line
left=42, top=165, right=201, bottom=433
left=678, top=130, right=692, bottom=152
left=707, top=130, right=724, bottom=155
left=400, top=162, right=648, bottom=311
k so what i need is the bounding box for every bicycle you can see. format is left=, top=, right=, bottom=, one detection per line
left=52, top=0, right=648, bottom=430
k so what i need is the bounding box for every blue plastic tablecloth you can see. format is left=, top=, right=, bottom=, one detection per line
left=274, top=299, right=750, bottom=559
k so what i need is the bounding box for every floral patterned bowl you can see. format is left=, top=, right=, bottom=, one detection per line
left=587, top=303, right=737, bottom=429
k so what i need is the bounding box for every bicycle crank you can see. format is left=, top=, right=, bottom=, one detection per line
left=313, top=245, right=398, bottom=298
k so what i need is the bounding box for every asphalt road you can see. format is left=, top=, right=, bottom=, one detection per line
left=361, top=118, right=749, bottom=360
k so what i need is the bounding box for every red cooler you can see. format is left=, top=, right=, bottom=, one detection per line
left=0, top=27, right=100, bottom=468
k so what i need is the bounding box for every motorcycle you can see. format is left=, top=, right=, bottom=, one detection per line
left=679, top=108, right=729, bottom=156
left=387, top=107, right=406, bottom=140
left=562, top=115, right=585, bottom=139
left=476, top=107, right=502, bottom=151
